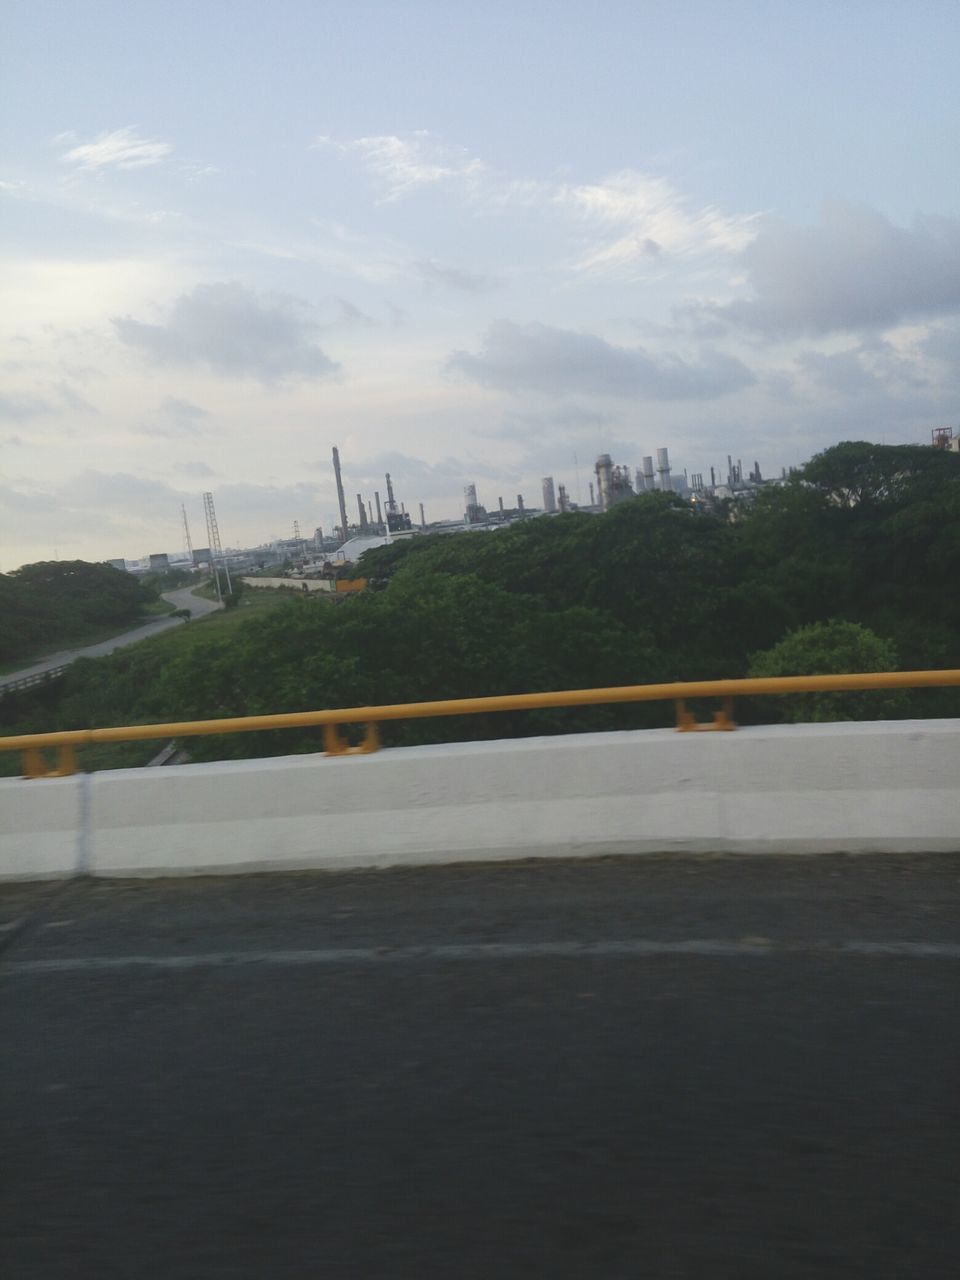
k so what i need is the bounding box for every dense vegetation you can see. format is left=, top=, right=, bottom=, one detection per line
left=3, top=441, right=959, bottom=766
left=0, top=560, right=159, bottom=664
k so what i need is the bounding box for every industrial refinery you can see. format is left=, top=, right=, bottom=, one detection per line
left=117, top=439, right=792, bottom=574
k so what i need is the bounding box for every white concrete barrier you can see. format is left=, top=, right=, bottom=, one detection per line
left=0, top=773, right=87, bottom=880
left=2, top=721, right=959, bottom=880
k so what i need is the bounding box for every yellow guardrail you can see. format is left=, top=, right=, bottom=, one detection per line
left=3, top=668, right=960, bottom=779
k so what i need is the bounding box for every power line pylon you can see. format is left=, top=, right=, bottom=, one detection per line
left=203, top=491, right=232, bottom=600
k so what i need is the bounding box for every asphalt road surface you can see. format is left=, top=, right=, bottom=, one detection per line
left=0, top=586, right=221, bottom=692
left=2, top=854, right=958, bottom=1279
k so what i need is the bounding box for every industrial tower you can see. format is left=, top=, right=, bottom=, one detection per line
left=202, top=491, right=232, bottom=600
left=180, top=504, right=195, bottom=565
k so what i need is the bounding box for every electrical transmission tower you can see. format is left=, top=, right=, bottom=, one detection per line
left=202, top=491, right=232, bottom=600
left=181, top=504, right=195, bottom=565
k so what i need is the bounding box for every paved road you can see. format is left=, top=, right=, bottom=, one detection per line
left=0, top=587, right=221, bottom=691
left=2, top=855, right=958, bottom=1279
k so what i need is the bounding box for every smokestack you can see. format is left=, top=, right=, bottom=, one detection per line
left=517, top=493, right=525, bottom=516
left=498, top=496, right=505, bottom=521
left=375, top=491, right=383, bottom=528
left=542, top=476, right=557, bottom=513
left=419, top=502, right=426, bottom=529
left=367, top=499, right=373, bottom=524
left=332, top=446, right=349, bottom=544
left=357, top=494, right=368, bottom=530
left=589, top=481, right=595, bottom=507
left=656, top=447, right=671, bottom=494
left=385, top=473, right=397, bottom=514
left=642, top=456, right=655, bottom=492
left=710, top=466, right=716, bottom=488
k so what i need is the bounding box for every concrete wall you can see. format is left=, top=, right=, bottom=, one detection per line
left=0, top=774, right=88, bottom=880
left=241, top=577, right=334, bottom=592
left=2, top=721, right=959, bottom=881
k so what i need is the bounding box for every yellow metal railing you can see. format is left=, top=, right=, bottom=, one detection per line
left=3, top=669, right=960, bottom=779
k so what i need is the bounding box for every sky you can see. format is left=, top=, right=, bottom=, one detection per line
left=3, top=0, right=960, bottom=566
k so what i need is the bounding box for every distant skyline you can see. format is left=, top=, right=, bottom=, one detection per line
left=3, top=0, right=960, bottom=566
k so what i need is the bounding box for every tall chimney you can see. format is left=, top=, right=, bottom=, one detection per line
left=385, top=473, right=397, bottom=514
left=642, top=456, right=655, bottom=491
left=419, top=502, right=426, bottom=529
left=332, top=446, right=349, bottom=543
left=542, top=477, right=557, bottom=513
left=357, top=494, right=368, bottom=530
left=498, top=496, right=505, bottom=521
left=517, top=493, right=525, bottom=516
left=589, top=480, right=595, bottom=507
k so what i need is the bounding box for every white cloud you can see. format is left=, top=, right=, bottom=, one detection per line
left=61, top=126, right=174, bottom=172
left=557, top=171, right=758, bottom=276
left=315, top=131, right=485, bottom=201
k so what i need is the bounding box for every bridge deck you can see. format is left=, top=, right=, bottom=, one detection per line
left=3, top=855, right=958, bottom=1279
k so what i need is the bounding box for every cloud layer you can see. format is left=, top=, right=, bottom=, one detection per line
left=448, top=321, right=754, bottom=400
left=113, top=283, right=341, bottom=382
left=721, top=203, right=960, bottom=336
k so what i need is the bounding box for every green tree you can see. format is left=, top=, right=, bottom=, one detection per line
left=747, top=620, right=907, bottom=723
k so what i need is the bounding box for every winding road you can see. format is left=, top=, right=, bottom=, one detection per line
left=0, top=586, right=222, bottom=694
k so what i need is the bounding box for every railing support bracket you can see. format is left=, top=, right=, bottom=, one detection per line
left=675, top=697, right=737, bottom=732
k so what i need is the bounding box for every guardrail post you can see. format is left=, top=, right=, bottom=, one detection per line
left=676, top=697, right=736, bottom=732
left=22, top=747, right=47, bottom=779
left=323, top=722, right=380, bottom=756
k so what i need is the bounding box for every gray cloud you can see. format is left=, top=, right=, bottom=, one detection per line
left=720, top=203, right=960, bottom=336
left=113, top=282, right=341, bottom=382
left=448, top=321, right=754, bottom=400
left=796, top=348, right=880, bottom=396
left=172, top=460, right=216, bottom=477
left=161, top=396, right=208, bottom=419
left=923, top=322, right=960, bottom=371
left=481, top=403, right=614, bottom=441
left=140, top=397, right=212, bottom=439
left=0, top=393, right=51, bottom=421
left=55, top=381, right=98, bottom=414
left=413, top=260, right=497, bottom=293
left=315, top=450, right=515, bottom=504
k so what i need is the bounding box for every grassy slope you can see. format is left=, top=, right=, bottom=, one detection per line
left=0, top=598, right=178, bottom=677
left=0, top=589, right=295, bottom=777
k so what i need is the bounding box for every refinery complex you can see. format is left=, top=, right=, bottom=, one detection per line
left=114, top=441, right=793, bottom=578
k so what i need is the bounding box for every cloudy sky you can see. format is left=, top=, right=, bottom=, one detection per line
left=3, top=0, right=960, bottom=566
